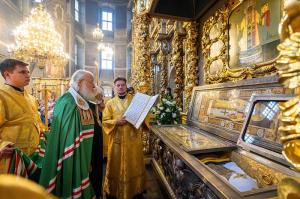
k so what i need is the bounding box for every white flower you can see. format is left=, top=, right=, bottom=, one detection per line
left=166, top=101, right=172, bottom=106
left=172, top=113, right=177, bottom=118
left=178, top=107, right=182, bottom=112
left=166, top=108, right=171, bottom=112
left=159, top=106, right=164, bottom=110
left=174, top=121, right=178, bottom=124
left=172, top=101, right=176, bottom=105
left=151, top=107, right=156, bottom=112
left=156, top=110, right=161, bottom=114
left=162, top=99, right=167, bottom=102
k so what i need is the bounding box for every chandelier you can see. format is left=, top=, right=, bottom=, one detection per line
left=97, top=43, right=114, bottom=55
left=93, top=25, right=113, bottom=55
left=92, top=23, right=104, bottom=41
left=7, top=5, right=68, bottom=69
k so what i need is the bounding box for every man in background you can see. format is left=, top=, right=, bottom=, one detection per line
left=0, top=59, right=43, bottom=174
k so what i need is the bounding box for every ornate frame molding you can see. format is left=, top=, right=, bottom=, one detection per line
left=202, top=7, right=229, bottom=84
left=202, top=1, right=279, bottom=84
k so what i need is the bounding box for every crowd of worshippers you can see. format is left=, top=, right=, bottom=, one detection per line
left=0, top=58, right=146, bottom=199
left=38, top=99, right=56, bottom=126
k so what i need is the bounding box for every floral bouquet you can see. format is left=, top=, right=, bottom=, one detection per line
left=151, top=98, right=182, bottom=125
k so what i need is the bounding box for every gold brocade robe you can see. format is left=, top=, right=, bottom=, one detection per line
left=103, top=94, right=145, bottom=199
left=0, top=84, right=42, bottom=173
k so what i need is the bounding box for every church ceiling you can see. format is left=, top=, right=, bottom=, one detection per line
left=149, top=0, right=217, bottom=20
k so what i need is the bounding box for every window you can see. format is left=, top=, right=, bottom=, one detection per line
left=75, top=0, right=80, bottom=22
left=102, top=11, right=113, bottom=31
left=262, top=101, right=279, bottom=121
left=101, top=50, right=113, bottom=70
left=74, top=41, right=78, bottom=66
left=103, top=86, right=113, bottom=97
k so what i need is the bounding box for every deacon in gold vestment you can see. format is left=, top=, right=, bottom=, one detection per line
left=103, top=77, right=145, bottom=199
left=0, top=59, right=42, bottom=173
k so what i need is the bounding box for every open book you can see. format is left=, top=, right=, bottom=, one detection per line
left=123, top=92, right=159, bottom=129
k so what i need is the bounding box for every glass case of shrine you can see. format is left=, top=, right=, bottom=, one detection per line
left=195, top=94, right=300, bottom=197
left=150, top=77, right=299, bottom=198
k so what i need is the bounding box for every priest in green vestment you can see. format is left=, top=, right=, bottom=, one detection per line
left=39, top=70, right=101, bottom=199
left=103, top=77, right=146, bottom=199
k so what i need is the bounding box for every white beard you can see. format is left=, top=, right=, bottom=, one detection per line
left=79, top=89, right=96, bottom=102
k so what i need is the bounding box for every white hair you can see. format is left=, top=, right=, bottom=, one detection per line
left=69, top=69, right=94, bottom=91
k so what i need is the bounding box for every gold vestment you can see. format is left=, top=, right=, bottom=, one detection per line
left=103, top=94, right=146, bottom=199
left=0, top=84, right=41, bottom=173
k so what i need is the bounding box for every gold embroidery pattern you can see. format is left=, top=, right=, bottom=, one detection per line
left=78, top=107, right=94, bottom=126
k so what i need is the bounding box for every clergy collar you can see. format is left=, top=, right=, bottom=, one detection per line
left=5, top=83, right=24, bottom=92
left=118, top=94, right=127, bottom=100
left=68, top=87, right=89, bottom=110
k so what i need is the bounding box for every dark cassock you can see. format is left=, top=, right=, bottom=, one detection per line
left=88, top=102, right=103, bottom=199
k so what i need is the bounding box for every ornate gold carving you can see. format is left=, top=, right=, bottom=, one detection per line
left=276, top=1, right=300, bottom=198
left=278, top=177, right=300, bottom=199
left=277, top=0, right=300, bottom=172
left=202, top=5, right=277, bottom=84
left=184, top=22, right=198, bottom=109
left=202, top=7, right=229, bottom=84
left=171, top=24, right=185, bottom=108
left=131, top=13, right=152, bottom=94
left=231, top=152, right=287, bottom=188
left=135, top=0, right=152, bottom=15
left=150, top=54, right=156, bottom=95
left=157, top=37, right=170, bottom=91
left=31, top=77, right=69, bottom=98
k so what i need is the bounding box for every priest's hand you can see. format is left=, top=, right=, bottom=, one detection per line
left=97, top=102, right=105, bottom=112
left=0, top=143, right=14, bottom=158
left=116, top=117, right=127, bottom=126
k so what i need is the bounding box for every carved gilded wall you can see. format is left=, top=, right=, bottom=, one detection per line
left=171, top=26, right=185, bottom=108
left=131, top=12, right=151, bottom=93
left=184, top=22, right=198, bottom=110
left=276, top=0, right=300, bottom=172
left=202, top=0, right=282, bottom=84
left=157, top=39, right=169, bottom=91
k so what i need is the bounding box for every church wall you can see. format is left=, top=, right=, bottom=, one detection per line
left=85, top=1, right=129, bottom=88
left=116, top=5, right=127, bottom=29
left=0, top=0, right=31, bottom=84
left=85, top=1, right=98, bottom=25
left=0, top=0, right=23, bottom=60
left=85, top=41, right=98, bottom=67
left=114, top=44, right=127, bottom=78
left=196, top=0, right=227, bottom=86
left=126, top=1, right=133, bottom=84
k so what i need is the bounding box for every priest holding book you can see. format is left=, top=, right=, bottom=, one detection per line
left=103, top=77, right=146, bottom=199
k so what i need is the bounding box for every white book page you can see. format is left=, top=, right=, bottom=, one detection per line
left=135, top=94, right=159, bottom=129
left=123, top=93, right=150, bottom=127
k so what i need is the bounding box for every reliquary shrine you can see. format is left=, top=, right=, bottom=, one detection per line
left=150, top=78, right=299, bottom=198
left=137, top=0, right=300, bottom=198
